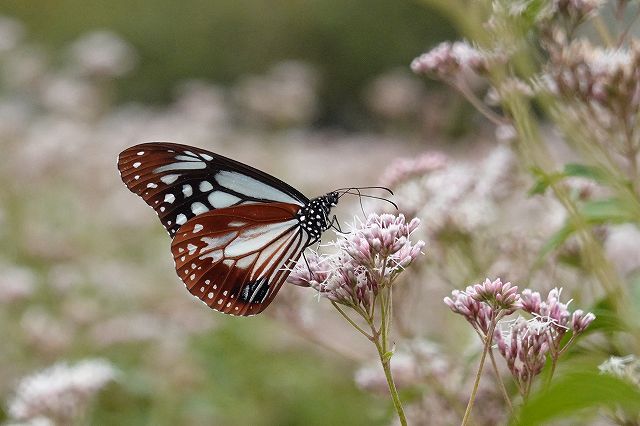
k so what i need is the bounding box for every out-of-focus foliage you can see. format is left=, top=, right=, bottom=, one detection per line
left=1, top=0, right=454, bottom=125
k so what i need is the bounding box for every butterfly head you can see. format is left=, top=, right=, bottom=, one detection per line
left=326, top=191, right=339, bottom=207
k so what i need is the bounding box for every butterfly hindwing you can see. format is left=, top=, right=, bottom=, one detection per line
left=170, top=202, right=311, bottom=316
left=117, top=142, right=308, bottom=236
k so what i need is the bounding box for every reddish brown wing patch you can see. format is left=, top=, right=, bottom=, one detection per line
left=171, top=203, right=310, bottom=316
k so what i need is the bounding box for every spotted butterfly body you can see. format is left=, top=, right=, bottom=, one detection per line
left=118, top=142, right=338, bottom=316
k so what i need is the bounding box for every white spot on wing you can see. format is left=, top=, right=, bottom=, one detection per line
left=161, top=174, right=179, bottom=184
left=199, top=181, right=214, bottom=192
left=193, top=224, right=204, bottom=233
left=215, top=170, right=302, bottom=205
left=191, top=202, right=208, bottom=215
left=137, top=151, right=145, bottom=155
left=164, top=193, right=176, bottom=203
left=147, top=183, right=158, bottom=189
left=199, top=233, right=236, bottom=252
left=187, top=244, right=197, bottom=255
left=201, top=153, right=213, bottom=161
left=154, top=161, right=206, bottom=173
left=176, top=214, right=187, bottom=225
left=133, top=162, right=141, bottom=168
left=182, top=184, right=193, bottom=197
left=208, top=191, right=241, bottom=208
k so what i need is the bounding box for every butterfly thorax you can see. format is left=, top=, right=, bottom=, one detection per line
left=296, top=192, right=339, bottom=241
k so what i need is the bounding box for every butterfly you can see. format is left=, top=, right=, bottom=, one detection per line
left=118, top=142, right=392, bottom=316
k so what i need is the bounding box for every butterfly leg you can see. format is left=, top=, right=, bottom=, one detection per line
left=329, top=215, right=342, bottom=233
left=301, top=251, right=316, bottom=285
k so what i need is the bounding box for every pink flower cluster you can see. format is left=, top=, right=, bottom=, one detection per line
left=444, top=278, right=519, bottom=334
left=411, top=41, right=488, bottom=79
left=288, top=213, right=425, bottom=308
left=445, top=284, right=596, bottom=390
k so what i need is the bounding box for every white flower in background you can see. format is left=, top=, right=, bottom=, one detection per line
left=0, top=15, right=25, bottom=52
left=39, top=75, right=102, bottom=117
left=604, top=224, right=640, bottom=277
left=0, top=265, right=36, bottom=304
left=7, top=359, right=117, bottom=423
left=598, top=355, right=640, bottom=387
left=69, top=30, right=137, bottom=77
left=364, top=69, right=424, bottom=121
left=233, top=61, right=319, bottom=128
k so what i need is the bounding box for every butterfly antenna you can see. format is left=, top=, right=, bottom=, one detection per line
left=334, top=186, right=394, bottom=196
left=338, top=189, right=399, bottom=210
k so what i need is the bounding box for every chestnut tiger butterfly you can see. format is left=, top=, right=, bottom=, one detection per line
left=118, top=142, right=393, bottom=316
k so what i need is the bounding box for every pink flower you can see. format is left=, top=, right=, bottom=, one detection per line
left=495, top=317, right=550, bottom=384
left=444, top=278, right=520, bottom=334
left=471, top=278, right=520, bottom=312
left=571, top=309, right=596, bottom=334
left=288, top=213, right=425, bottom=308
left=444, top=287, right=494, bottom=334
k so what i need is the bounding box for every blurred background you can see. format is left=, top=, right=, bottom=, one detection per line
left=0, top=1, right=465, bottom=425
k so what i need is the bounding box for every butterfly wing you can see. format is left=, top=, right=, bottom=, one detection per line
left=170, top=202, right=310, bottom=316
left=117, top=142, right=309, bottom=236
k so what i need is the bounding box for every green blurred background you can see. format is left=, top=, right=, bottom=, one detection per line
left=0, top=1, right=455, bottom=424
left=2, top=0, right=453, bottom=127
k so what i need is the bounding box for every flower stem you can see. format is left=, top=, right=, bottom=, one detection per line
left=374, top=285, right=407, bottom=425
left=331, top=301, right=373, bottom=341
left=374, top=338, right=407, bottom=426
left=461, top=319, right=498, bottom=426
left=489, top=348, right=513, bottom=412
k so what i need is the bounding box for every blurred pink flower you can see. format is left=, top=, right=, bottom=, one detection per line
left=379, top=151, right=448, bottom=188
left=69, top=31, right=137, bottom=78
left=0, top=265, right=36, bottom=304
left=411, top=41, right=487, bottom=78
left=8, top=359, right=117, bottom=423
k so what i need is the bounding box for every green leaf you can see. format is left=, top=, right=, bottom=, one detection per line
left=511, top=372, right=640, bottom=425
left=382, top=351, right=394, bottom=362
left=580, top=198, right=638, bottom=224
left=587, top=296, right=627, bottom=334
left=563, top=163, right=608, bottom=183
left=528, top=167, right=564, bottom=196
left=538, top=222, right=575, bottom=259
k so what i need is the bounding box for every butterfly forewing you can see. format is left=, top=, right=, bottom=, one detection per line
left=170, top=203, right=310, bottom=316
left=118, top=142, right=308, bottom=236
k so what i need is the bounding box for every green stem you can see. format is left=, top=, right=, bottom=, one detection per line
left=374, top=338, right=407, bottom=426
left=461, top=319, right=499, bottom=426
left=488, top=348, right=513, bottom=412
left=331, top=301, right=373, bottom=341
left=375, top=283, right=407, bottom=425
